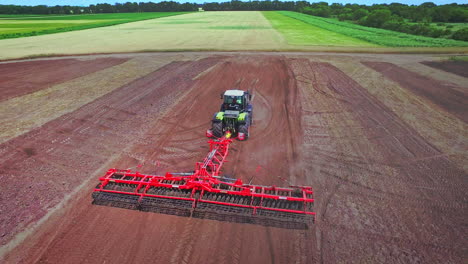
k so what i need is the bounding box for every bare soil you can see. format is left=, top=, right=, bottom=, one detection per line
left=421, top=60, right=468, bottom=78
left=0, top=56, right=221, bottom=249
left=1, top=53, right=467, bottom=263
left=363, top=61, right=468, bottom=123
left=0, top=58, right=128, bottom=102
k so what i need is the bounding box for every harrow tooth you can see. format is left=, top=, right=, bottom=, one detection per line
left=254, top=209, right=313, bottom=229
left=252, top=197, right=261, bottom=206
left=193, top=202, right=254, bottom=224
left=140, top=197, right=193, bottom=217
left=92, top=192, right=140, bottom=210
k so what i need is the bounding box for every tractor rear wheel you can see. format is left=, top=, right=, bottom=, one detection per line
left=239, top=125, right=249, bottom=140
left=212, top=122, right=223, bottom=138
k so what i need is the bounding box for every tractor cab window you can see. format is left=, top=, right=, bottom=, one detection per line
left=224, top=96, right=243, bottom=105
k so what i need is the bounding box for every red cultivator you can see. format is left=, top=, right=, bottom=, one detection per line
left=92, top=135, right=315, bottom=229
left=93, top=89, right=314, bottom=228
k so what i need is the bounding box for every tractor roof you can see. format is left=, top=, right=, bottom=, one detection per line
left=224, top=90, right=244, bottom=97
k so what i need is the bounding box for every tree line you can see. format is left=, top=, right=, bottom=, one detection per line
left=0, top=1, right=466, bottom=41
left=299, top=2, right=468, bottom=41
left=0, top=2, right=199, bottom=14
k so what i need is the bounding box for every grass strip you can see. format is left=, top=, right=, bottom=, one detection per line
left=278, top=11, right=468, bottom=47
left=263, top=11, right=376, bottom=47
left=449, top=56, right=468, bottom=61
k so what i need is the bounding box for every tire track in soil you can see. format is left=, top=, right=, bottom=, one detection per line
left=323, top=221, right=464, bottom=258
left=249, top=89, right=273, bottom=139
left=169, top=219, right=197, bottom=264
left=159, top=55, right=309, bottom=263
left=288, top=58, right=353, bottom=263
left=298, top=60, right=467, bottom=263
left=118, top=58, right=231, bottom=174
left=154, top=55, right=312, bottom=264
left=230, top=224, right=243, bottom=264
left=224, top=56, right=308, bottom=263
left=265, top=228, right=277, bottom=264
left=335, top=58, right=468, bottom=173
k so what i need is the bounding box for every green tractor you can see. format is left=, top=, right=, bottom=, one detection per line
left=206, top=90, right=253, bottom=140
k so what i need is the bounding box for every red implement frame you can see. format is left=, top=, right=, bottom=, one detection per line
left=93, top=137, right=315, bottom=223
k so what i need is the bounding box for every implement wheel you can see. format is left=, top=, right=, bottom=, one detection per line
left=212, top=122, right=223, bottom=138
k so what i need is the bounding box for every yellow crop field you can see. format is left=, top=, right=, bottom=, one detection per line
left=0, top=12, right=285, bottom=60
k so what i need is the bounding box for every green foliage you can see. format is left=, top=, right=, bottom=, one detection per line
left=295, top=2, right=467, bottom=42
left=352, top=9, right=368, bottom=21
left=0, top=12, right=187, bottom=39
left=209, top=25, right=269, bottom=30
left=278, top=11, right=468, bottom=47
left=301, top=6, right=331, bottom=18
left=0, top=2, right=198, bottom=14
left=448, top=55, right=468, bottom=61
left=363, top=9, right=392, bottom=28
left=452, top=28, right=468, bottom=41
left=338, top=13, right=351, bottom=21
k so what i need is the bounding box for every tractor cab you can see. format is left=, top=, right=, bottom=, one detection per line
left=221, top=90, right=249, bottom=112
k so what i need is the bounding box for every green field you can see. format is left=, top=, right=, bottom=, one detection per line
left=0, top=11, right=467, bottom=60
left=0, top=12, right=188, bottom=39
left=426, top=22, right=467, bottom=32
left=262, top=11, right=377, bottom=47
left=449, top=55, right=468, bottom=61
left=274, top=11, right=468, bottom=47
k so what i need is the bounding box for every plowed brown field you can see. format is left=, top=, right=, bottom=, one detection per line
left=0, top=58, right=128, bottom=102
left=422, top=60, right=468, bottom=78
left=1, top=53, right=467, bottom=264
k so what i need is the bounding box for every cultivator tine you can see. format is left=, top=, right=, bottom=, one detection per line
left=92, top=192, right=140, bottom=210
left=92, top=182, right=141, bottom=210
left=192, top=187, right=314, bottom=229
left=140, top=197, right=193, bottom=217
left=140, top=187, right=194, bottom=217
left=194, top=192, right=254, bottom=224
left=251, top=194, right=313, bottom=229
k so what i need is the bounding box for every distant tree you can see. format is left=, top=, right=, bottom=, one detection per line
left=447, top=7, right=468, bottom=22
left=302, top=3, right=330, bottom=18
left=363, top=9, right=392, bottom=27
left=338, top=13, right=352, bottom=21
left=381, top=20, right=401, bottom=31
left=96, top=3, right=114, bottom=13
left=410, top=6, right=432, bottom=22
left=295, top=1, right=310, bottom=12
left=432, top=6, right=452, bottom=22
left=330, top=3, right=343, bottom=15
left=315, top=6, right=331, bottom=17
left=452, top=28, right=468, bottom=41
left=420, top=2, right=436, bottom=9
left=352, top=8, right=368, bottom=20
left=388, top=3, right=406, bottom=16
